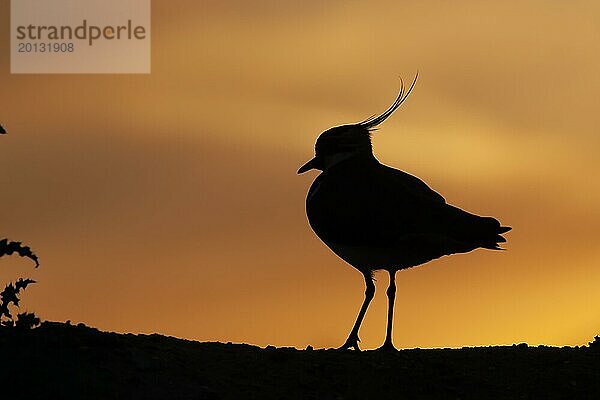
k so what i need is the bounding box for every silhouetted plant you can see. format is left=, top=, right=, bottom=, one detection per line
left=588, top=336, right=600, bottom=348
left=1, top=126, right=41, bottom=329
left=0, top=253, right=40, bottom=329
left=15, top=312, right=41, bottom=330
left=0, top=239, right=39, bottom=267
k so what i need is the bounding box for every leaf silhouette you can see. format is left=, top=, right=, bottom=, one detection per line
left=0, top=239, right=39, bottom=267
left=0, top=301, right=11, bottom=319
left=0, top=279, right=37, bottom=321
left=15, top=312, right=40, bottom=329
left=15, top=278, right=36, bottom=291
left=1, top=283, right=19, bottom=307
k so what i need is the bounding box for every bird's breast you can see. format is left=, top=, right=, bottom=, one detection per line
left=305, top=172, right=375, bottom=247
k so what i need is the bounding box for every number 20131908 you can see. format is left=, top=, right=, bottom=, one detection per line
left=17, top=42, right=74, bottom=53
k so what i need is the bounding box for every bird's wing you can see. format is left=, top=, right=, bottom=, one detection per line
left=377, top=166, right=511, bottom=248
left=377, top=164, right=446, bottom=204
left=308, top=163, right=508, bottom=250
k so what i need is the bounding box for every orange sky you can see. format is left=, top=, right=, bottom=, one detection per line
left=1, top=1, right=600, bottom=349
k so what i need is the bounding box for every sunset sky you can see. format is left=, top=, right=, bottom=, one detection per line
left=1, top=1, right=600, bottom=349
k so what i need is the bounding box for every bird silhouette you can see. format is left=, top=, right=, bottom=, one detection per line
left=298, top=75, right=511, bottom=351
left=0, top=124, right=6, bottom=134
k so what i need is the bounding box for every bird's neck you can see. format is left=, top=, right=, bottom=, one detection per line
left=323, top=151, right=377, bottom=171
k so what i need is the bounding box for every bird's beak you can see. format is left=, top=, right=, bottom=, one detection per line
left=297, top=157, right=320, bottom=174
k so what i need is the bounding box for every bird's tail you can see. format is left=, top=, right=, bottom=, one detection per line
left=481, top=225, right=512, bottom=250
left=443, top=205, right=512, bottom=251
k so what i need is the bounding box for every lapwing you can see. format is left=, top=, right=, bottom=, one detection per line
left=298, top=75, right=511, bottom=351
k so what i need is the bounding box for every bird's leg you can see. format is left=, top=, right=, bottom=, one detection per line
left=338, top=273, right=375, bottom=351
left=378, top=270, right=397, bottom=351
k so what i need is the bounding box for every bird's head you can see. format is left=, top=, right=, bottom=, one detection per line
left=297, top=74, right=418, bottom=174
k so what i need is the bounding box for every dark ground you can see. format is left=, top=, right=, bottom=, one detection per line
left=2, top=322, right=599, bottom=399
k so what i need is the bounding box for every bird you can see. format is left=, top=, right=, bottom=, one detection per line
left=297, top=75, right=511, bottom=351
left=0, top=124, right=6, bottom=134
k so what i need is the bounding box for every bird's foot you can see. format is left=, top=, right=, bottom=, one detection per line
left=374, top=341, right=397, bottom=352
left=337, top=334, right=361, bottom=351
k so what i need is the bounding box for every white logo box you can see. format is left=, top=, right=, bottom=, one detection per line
left=11, top=0, right=151, bottom=74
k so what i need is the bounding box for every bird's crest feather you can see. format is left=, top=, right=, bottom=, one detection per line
left=358, top=72, right=418, bottom=131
